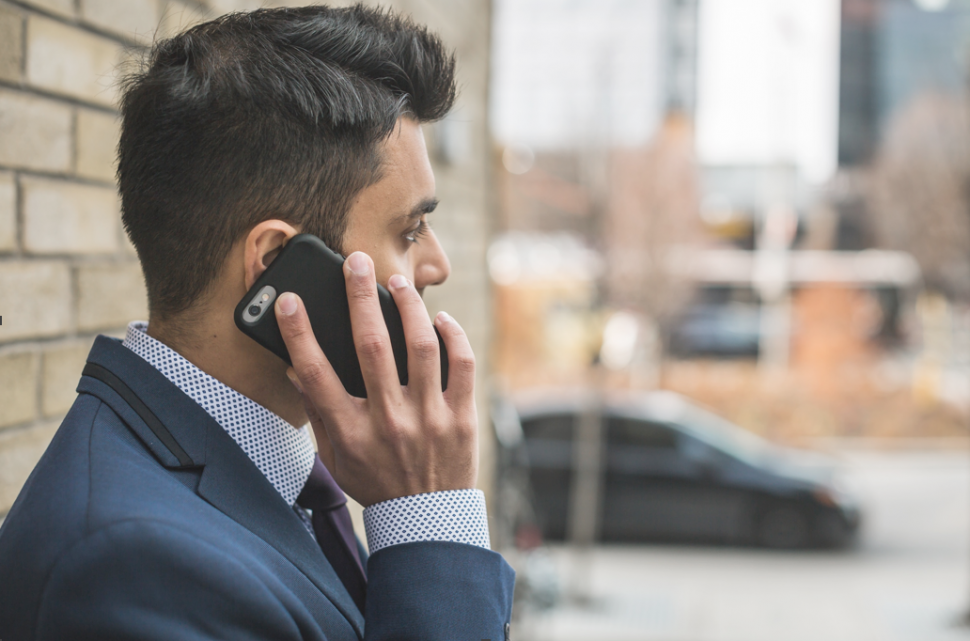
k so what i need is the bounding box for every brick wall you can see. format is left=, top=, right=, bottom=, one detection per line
left=0, top=0, right=495, bottom=522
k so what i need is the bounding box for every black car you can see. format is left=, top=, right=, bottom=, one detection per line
left=512, top=391, right=861, bottom=549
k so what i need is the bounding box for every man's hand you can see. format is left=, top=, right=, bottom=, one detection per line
left=274, top=251, right=478, bottom=507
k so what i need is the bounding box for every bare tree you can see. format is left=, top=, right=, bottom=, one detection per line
left=868, top=92, right=970, bottom=300
left=603, top=112, right=703, bottom=337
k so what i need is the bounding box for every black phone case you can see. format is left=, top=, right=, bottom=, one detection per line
left=233, top=234, right=448, bottom=398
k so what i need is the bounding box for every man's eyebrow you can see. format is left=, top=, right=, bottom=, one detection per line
left=395, top=198, right=439, bottom=223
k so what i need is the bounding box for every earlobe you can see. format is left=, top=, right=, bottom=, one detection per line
left=244, top=220, right=301, bottom=290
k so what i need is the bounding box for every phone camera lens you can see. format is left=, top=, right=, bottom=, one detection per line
left=248, top=305, right=261, bottom=317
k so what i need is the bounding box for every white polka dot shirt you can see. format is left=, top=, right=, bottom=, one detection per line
left=122, top=322, right=490, bottom=553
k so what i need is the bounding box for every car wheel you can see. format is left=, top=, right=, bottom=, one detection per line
left=757, top=505, right=810, bottom=549
left=814, top=511, right=852, bottom=548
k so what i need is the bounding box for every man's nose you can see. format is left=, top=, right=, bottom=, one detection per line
left=413, top=231, right=451, bottom=291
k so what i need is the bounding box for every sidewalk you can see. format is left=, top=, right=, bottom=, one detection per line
left=510, top=448, right=970, bottom=641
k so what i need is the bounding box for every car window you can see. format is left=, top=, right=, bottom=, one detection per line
left=677, top=406, right=770, bottom=466
left=521, top=413, right=574, bottom=441
left=607, top=417, right=677, bottom=449
left=521, top=413, right=575, bottom=470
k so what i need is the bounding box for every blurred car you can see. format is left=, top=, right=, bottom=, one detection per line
left=514, top=390, right=861, bottom=549
left=667, top=302, right=762, bottom=358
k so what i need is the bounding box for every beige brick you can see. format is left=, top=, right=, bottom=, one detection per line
left=77, top=262, right=147, bottom=331
left=21, top=0, right=75, bottom=18
left=0, top=90, right=72, bottom=172
left=158, top=0, right=208, bottom=39
left=77, top=109, right=120, bottom=183
left=81, top=0, right=159, bottom=44
left=0, top=5, right=23, bottom=83
left=0, top=261, right=72, bottom=341
left=0, top=172, right=14, bottom=252
left=42, top=340, right=93, bottom=417
left=0, top=421, right=59, bottom=514
left=208, top=0, right=265, bottom=13
left=121, top=228, right=139, bottom=256
left=26, top=16, right=124, bottom=107
left=23, top=178, right=120, bottom=255
left=0, top=352, right=38, bottom=429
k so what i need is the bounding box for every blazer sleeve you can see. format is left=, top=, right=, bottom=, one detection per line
left=363, top=541, right=516, bottom=641
left=35, top=520, right=318, bottom=641
left=35, top=521, right=515, bottom=641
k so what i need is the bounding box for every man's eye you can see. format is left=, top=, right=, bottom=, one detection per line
left=405, top=220, right=431, bottom=244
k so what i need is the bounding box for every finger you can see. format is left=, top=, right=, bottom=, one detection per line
left=344, top=252, right=401, bottom=401
left=387, top=274, right=441, bottom=400
left=275, top=292, right=352, bottom=420
left=433, top=311, right=475, bottom=405
left=298, top=389, right=336, bottom=472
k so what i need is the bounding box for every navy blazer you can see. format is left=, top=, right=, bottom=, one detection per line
left=0, top=336, right=515, bottom=640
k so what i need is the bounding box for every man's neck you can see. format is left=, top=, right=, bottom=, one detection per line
left=146, top=309, right=307, bottom=428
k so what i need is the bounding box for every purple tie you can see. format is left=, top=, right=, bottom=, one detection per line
left=297, top=455, right=367, bottom=613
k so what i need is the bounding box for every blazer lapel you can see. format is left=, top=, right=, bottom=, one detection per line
left=197, top=424, right=365, bottom=635
left=80, top=336, right=366, bottom=637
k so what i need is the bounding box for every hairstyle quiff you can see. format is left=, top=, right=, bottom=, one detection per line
left=118, top=4, right=456, bottom=320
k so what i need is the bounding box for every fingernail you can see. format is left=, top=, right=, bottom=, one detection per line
left=277, top=292, right=297, bottom=316
left=436, top=311, right=453, bottom=325
left=388, top=274, right=408, bottom=290
left=346, top=252, right=370, bottom=276
left=286, top=369, right=303, bottom=394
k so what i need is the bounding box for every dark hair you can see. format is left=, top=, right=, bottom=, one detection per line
left=118, top=4, right=456, bottom=320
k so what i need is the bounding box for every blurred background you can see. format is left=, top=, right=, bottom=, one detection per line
left=489, top=1, right=970, bottom=639
left=1, top=0, right=969, bottom=639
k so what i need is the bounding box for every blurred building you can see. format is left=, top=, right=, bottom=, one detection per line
left=0, top=0, right=496, bottom=523
left=491, top=0, right=704, bottom=384
left=493, top=0, right=702, bottom=244
left=839, top=0, right=970, bottom=168
left=835, top=0, right=970, bottom=250
left=492, top=0, right=696, bottom=153
left=828, top=0, right=970, bottom=324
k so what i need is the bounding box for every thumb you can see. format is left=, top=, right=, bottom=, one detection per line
left=301, top=390, right=336, bottom=472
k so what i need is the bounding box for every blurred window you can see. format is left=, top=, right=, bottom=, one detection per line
left=606, top=416, right=689, bottom=477
left=521, top=413, right=574, bottom=440
left=521, top=413, right=574, bottom=470
left=607, top=416, right=677, bottom=449
left=678, top=406, right=769, bottom=467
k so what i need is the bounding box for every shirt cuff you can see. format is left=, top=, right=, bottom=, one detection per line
left=362, top=489, right=491, bottom=553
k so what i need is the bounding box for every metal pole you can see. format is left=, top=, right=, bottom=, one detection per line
left=566, top=367, right=605, bottom=604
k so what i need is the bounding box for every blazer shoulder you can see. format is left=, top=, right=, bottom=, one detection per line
left=0, top=389, right=194, bottom=614
left=0, top=393, right=105, bottom=641
left=3, top=391, right=105, bottom=532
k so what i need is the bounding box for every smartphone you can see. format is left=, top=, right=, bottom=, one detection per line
left=233, top=233, right=448, bottom=398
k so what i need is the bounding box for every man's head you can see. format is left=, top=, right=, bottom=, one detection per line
left=118, top=4, right=456, bottom=324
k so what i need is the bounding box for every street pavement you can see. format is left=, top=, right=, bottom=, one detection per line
left=510, top=445, right=970, bottom=641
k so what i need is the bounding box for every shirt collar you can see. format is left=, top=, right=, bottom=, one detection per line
left=121, top=321, right=316, bottom=507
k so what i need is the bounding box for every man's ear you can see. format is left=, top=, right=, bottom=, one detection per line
left=244, top=220, right=301, bottom=291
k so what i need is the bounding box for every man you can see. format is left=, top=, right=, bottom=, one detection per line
left=0, top=5, right=514, bottom=640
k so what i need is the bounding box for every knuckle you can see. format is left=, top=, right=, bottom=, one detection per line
left=348, top=284, right=377, bottom=303
left=453, top=417, right=478, bottom=444
left=381, top=415, right=408, bottom=443
left=409, top=336, right=440, bottom=362
left=356, top=334, right=389, bottom=359
left=425, top=421, right=448, bottom=441
left=461, top=414, right=479, bottom=436
left=453, top=351, right=476, bottom=376
left=297, top=361, right=329, bottom=388
left=417, top=402, right=444, bottom=428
